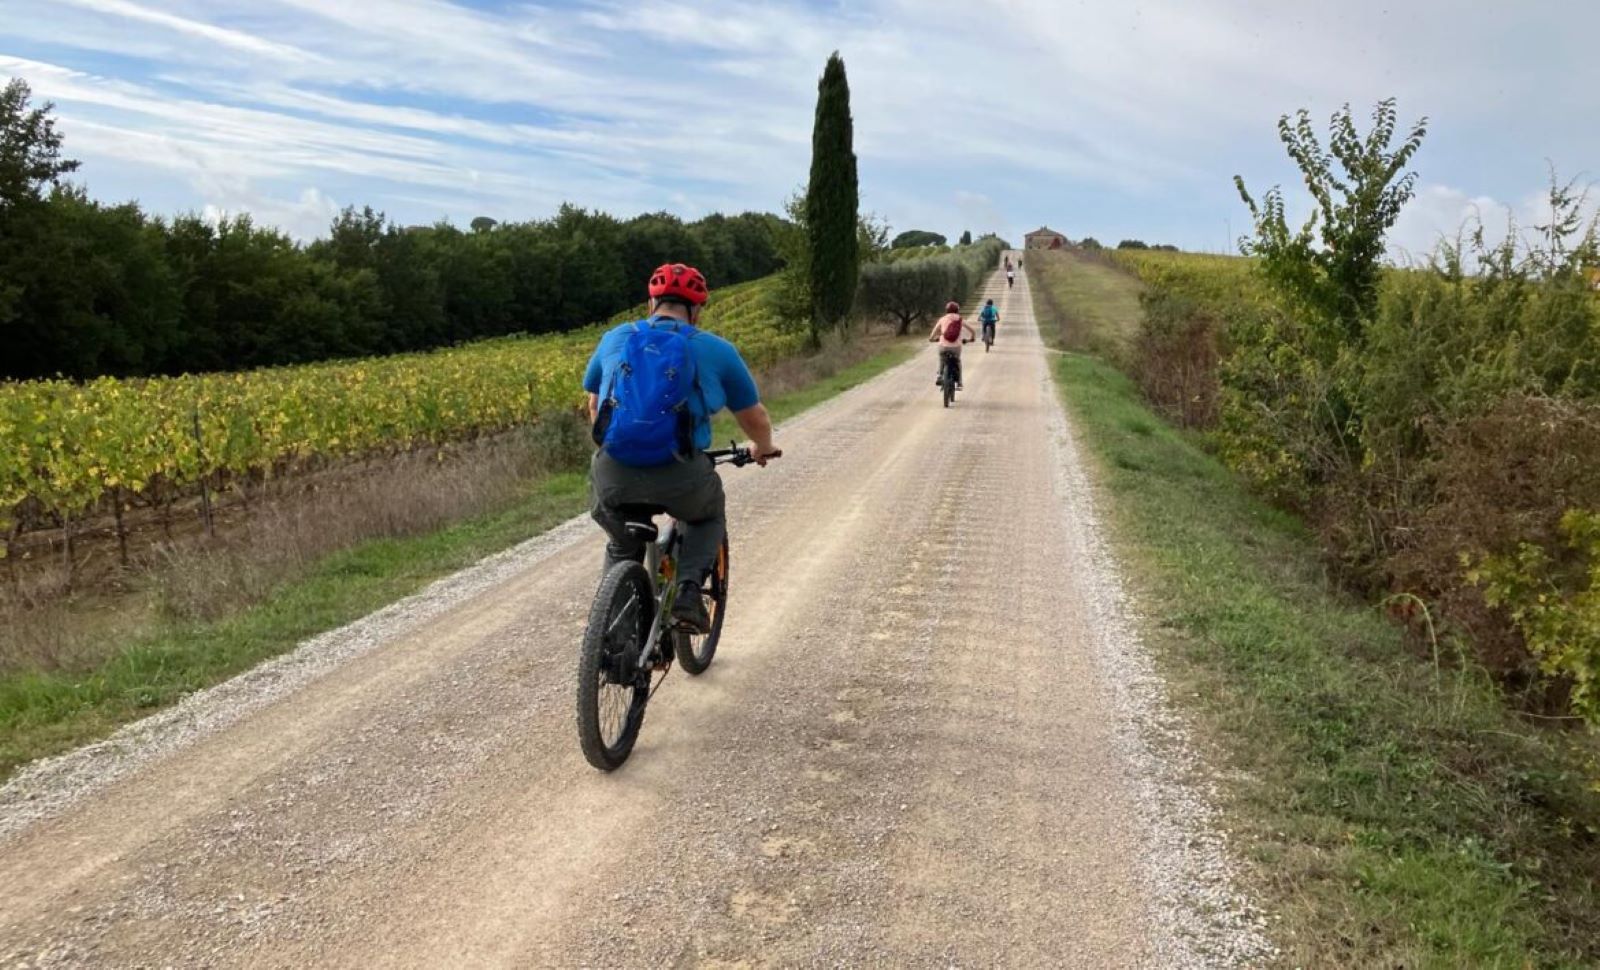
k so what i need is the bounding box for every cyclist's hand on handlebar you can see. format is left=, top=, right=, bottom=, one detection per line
left=749, top=442, right=782, bottom=467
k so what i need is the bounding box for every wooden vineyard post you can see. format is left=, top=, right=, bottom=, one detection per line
left=112, top=486, right=130, bottom=569
left=192, top=408, right=215, bottom=538
left=2, top=525, right=15, bottom=592
left=157, top=478, right=174, bottom=541
left=60, top=510, right=77, bottom=592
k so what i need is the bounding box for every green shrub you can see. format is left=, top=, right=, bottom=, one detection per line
left=1131, top=287, right=1218, bottom=428
left=1472, top=510, right=1600, bottom=720
left=1113, top=176, right=1600, bottom=720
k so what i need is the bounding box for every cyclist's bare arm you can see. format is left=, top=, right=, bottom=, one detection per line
left=587, top=392, right=599, bottom=423
left=732, top=403, right=779, bottom=464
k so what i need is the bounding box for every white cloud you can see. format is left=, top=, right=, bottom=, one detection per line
left=1390, top=178, right=1600, bottom=265
left=202, top=185, right=340, bottom=240
left=2, top=0, right=1597, bottom=247
left=55, top=0, right=321, bottom=62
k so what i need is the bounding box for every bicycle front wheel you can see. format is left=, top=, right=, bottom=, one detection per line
left=577, top=561, right=654, bottom=770
left=675, top=534, right=729, bottom=675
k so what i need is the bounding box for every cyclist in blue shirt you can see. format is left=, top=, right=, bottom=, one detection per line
left=978, top=298, right=1000, bottom=344
left=583, top=263, right=779, bottom=632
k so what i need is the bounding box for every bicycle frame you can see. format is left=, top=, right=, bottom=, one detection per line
left=628, top=443, right=762, bottom=675
left=634, top=522, right=680, bottom=674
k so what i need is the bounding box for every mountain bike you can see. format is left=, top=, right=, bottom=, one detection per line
left=576, top=445, right=778, bottom=771
left=935, top=340, right=974, bottom=407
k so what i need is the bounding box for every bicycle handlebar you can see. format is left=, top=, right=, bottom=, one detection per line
left=706, top=442, right=782, bottom=467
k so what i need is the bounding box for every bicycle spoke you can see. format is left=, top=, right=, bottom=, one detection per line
left=605, top=593, right=640, bottom=636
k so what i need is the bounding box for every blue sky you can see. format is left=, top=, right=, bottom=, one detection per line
left=4, top=0, right=1597, bottom=259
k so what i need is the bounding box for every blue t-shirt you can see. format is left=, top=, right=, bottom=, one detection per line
left=583, top=316, right=761, bottom=451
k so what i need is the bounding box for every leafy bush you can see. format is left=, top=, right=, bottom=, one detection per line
left=1472, top=510, right=1600, bottom=720
left=1404, top=396, right=1600, bottom=692
left=1131, top=287, right=1218, bottom=428
left=1115, top=169, right=1600, bottom=719
left=853, top=238, right=1004, bottom=334
left=1235, top=99, right=1427, bottom=339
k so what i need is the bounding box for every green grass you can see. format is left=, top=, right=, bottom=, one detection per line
left=1027, top=250, right=1145, bottom=360
left=0, top=339, right=916, bottom=782
left=1047, top=330, right=1600, bottom=964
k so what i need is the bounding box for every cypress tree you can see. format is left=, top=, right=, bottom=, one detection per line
left=959, top=229, right=972, bottom=246
left=804, top=52, right=859, bottom=346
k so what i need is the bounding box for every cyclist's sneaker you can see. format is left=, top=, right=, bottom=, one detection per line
left=672, top=581, right=711, bottom=634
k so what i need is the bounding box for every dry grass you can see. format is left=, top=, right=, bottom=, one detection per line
left=1, top=413, right=590, bottom=674
left=759, top=327, right=904, bottom=399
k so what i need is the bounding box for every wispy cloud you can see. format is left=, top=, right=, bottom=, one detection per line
left=2, top=0, right=1596, bottom=247
left=54, top=0, right=321, bottom=63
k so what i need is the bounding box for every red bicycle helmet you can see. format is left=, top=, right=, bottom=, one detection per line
left=648, top=263, right=710, bottom=306
left=945, top=301, right=960, bottom=313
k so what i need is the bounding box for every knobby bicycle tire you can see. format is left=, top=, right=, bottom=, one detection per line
left=674, top=534, right=729, bottom=675
left=576, top=561, right=654, bottom=770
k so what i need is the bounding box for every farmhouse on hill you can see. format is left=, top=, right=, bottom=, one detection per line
left=1025, top=226, right=1069, bottom=249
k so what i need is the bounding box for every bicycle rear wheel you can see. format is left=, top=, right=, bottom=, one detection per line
left=576, top=561, right=654, bottom=771
left=942, top=363, right=955, bottom=407
left=674, top=534, right=729, bottom=675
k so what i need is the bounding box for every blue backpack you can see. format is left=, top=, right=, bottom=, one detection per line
left=979, top=304, right=999, bottom=324
left=591, top=320, right=701, bottom=467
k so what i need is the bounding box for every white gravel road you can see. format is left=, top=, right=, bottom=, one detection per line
left=0, top=262, right=1271, bottom=968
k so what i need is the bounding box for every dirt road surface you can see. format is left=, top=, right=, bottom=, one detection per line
left=0, top=263, right=1268, bottom=968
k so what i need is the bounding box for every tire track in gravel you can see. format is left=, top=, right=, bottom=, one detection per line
left=0, top=261, right=1269, bottom=968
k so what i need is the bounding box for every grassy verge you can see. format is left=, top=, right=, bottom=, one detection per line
left=1026, top=249, right=1143, bottom=360
left=1038, top=259, right=1600, bottom=967
left=1, top=338, right=916, bottom=782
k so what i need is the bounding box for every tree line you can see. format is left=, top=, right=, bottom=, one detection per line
left=0, top=79, right=785, bottom=381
